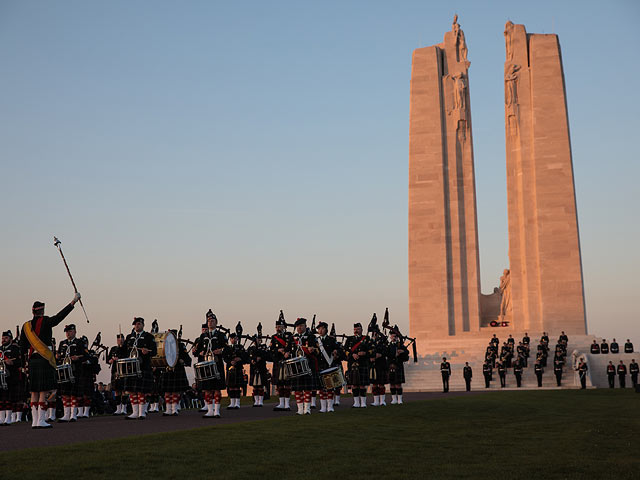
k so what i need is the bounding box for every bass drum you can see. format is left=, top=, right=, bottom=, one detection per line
left=151, top=331, right=178, bottom=368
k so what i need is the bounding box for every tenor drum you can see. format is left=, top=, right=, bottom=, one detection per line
left=56, top=363, right=75, bottom=384
left=319, top=366, right=346, bottom=390
left=194, top=359, right=220, bottom=381
left=283, top=356, right=311, bottom=379
left=117, top=357, right=141, bottom=378
left=151, top=331, right=178, bottom=368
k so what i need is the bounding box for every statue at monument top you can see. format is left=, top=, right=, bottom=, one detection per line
left=451, top=14, right=468, bottom=64
left=504, top=20, right=515, bottom=62
left=499, top=269, right=512, bottom=318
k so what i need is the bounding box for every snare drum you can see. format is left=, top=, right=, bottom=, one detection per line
left=117, top=357, right=141, bottom=378
left=283, top=356, right=311, bottom=379
left=319, top=366, right=346, bottom=390
left=56, top=363, right=75, bottom=384
left=194, top=359, right=220, bottom=381
left=151, top=331, right=178, bottom=369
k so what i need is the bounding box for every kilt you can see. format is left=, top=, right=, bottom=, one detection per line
left=124, top=368, right=155, bottom=393
left=197, top=358, right=226, bottom=391
left=77, top=366, right=95, bottom=397
left=271, top=361, right=290, bottom=387
left=226, top=366, right=243, bottom=389
left=291, top=368, right=320, bottom=392
left=162, top=366, right=189, bottom=393
left=28, top=356, right=57, bottom=392
left=387, top=362, right=406, bottom=384
left=249, top=366, right=268, bottom=387
left=0, top=377, right=22, bottom=403
left=347, top=362, right=370, bottom=387
left=369, top=362, right=389, bottom=385
left=57, top=373, right=80, bottom=396
left=110, top=369, right=125, bottom=391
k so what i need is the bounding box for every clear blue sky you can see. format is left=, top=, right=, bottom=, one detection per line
left=1, top=0, right=638, bottom=347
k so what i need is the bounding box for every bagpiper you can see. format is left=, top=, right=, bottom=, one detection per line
left=247, top=336, right=270, bottom=407
left=344, top=322, right=373, bottom=408
left=0, top=330, right=22, bottom=425
left=162, top=329, right=191, bottom=416
left=387, top=328, right=409, bottom=404
left=77, top=335, right=100, bottom=418
left=20, top=293, right=80, bottom=429
left=369, top=325, right=388, bottom=407
left=193, top=310, right=227, bottom=418
left=224, top=333, right=249, bottom=409
left=269, top=313, right=293, bottom=411
left=107, top=334, right=128, bottom=415
left=123, top=317, right=157, bottom=420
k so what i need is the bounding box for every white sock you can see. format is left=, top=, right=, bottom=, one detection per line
left=297, top=402, right=304, bottom=415
left=16, top=411, right=23, bottom=421
left=214, top=403, right=221, bottom=416
left=353, top=397, right=361, bottom=407
left=0, top=410, right=6, bottom=424
left=319, top=399, right=327, bottom=412
left=334, top=395, right=341, bottom=405
left=360, top=396, right=367, bottom=407
left=304, top=402, right=311, bottom=414
left=284, top=397, right=290, bottom=408
left=397, top=394, right=403, bottom=404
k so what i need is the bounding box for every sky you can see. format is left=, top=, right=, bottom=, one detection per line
left=1, top=0, right=639, bottom=359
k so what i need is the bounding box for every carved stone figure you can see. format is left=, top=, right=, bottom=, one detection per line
left=452, top=14, right=468, bottom=63
left=504, top=63, right=520, bottom=106
left=504, top=21, right=515, bottom=62
left=498, top=268, right=512, bottom=317
left=453, top=73, right=466, bottom=110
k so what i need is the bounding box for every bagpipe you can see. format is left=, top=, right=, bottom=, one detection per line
left=371, top=308, right=418, bottom=363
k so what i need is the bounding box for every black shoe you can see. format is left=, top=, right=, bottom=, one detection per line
left=311, top=406, right=317, bottom=409
left=213, top=414, right=221, bottom=418
left=138, top=416, right=146, bottom=420
left=172, top=412, right=178, bottom=416
left=226, top=406, right=234, bottom=410
left=273, top=406, right=283, bottom=411
left=283, top=407, right=291, bottom=411
left=162, top=412, right=172, bottom=416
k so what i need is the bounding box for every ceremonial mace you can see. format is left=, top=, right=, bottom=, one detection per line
left=53, top=236, right=90, bottom=323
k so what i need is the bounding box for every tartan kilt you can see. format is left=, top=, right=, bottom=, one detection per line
left=162, top=366, right=189, bottom=393
left=0, top=377, right=22, bottom=403
left=347, top=362, right=370, bottom=387
left=77, top=366, right=95, bottom=397
left=110, top=369, right=125, bottom=392
left=226, top=366, right=243, bottom=389
left=28, top=356, right=57, bottom=392
left=124, top=368, right=155, bottom=393
left=249, top=366, right=268, bottom=387
left=197, top=358, right=226, bottom=391
left=271, top=361, right=290, bottom=387
left=387, top=363, right=406, bottom=384
left=291, top=369, right=320, bottom=392
left=369, top=362, right=389, bottom=385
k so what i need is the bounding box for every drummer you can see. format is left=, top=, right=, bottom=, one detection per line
left=290, top=317, right=320, bottom=415
left=107, top=334, right=128, bottom=415
left=315, top=321, right=340, bottom=413
left=269, top=314, right=294, bottom=412
left=193, top=309, right=227, bottom=418
left=56, top=324, right=87, bottom=422
left=192, top=322, right=209, bottom=412
left=123, top=317, right=157, bottom=420
left=162, top=329, right=191, bottom=416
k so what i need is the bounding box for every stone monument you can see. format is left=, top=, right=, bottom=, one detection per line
left=408, top=16, right=482, bottom=341
left=408, top=19, right=587, bottom=348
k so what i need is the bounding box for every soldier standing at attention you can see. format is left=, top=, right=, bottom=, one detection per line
left=624, top=339, right=634, bottom=354
left=534, top=360, right=544, bottom=387
left=606, top=361, right=616, bottom=388
left=513, top=359, right=523, bottom=388
left=610, top=339, right=620, bottom=354
left=617, top=360, right=627, bottom=389
left=590, top=340, right=600, bottom=354
left=629, top=359, right=639, bottom=389
left=600, top=339, right=609, bottom=354
left=440, top=357, right=451, bottom=393
left=578, top=360, right=588, bottom=389
left=463, top=362, right=472, bottom=391
left=553, top=357, right=563, bottom=387
left=497, top=360, right=506, bottom=388
left=482, top=361, right=492, bottom=388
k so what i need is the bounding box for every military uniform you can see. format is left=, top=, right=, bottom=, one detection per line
left=624, top=341, right=634, bottom=354
left=617, top=363, right=627, bottom=389
left=482, top=362, right=492, bottom=388
left=440, top=360, right=451, bottom=392
left=534, top=363, right=543, bottom=387
left=578, top=362, right=588, bottom=389
left=497, top=362, right=506, bottom=388
left=56, top=333, right=87, bottom=421
left=463, top=364, right=472, bottom=391
left=290, top=321, right=320, bottom=415
left=513, top=361, right=523, bottom=388
left=387, top=337, right=409, bottom=404
left=606, top=363, right=616, bottom=388
left=107, top=341, right=128, bottom=414
left=224, top=338, right=249, bottom=409
left=629, top=360, right=638, bottom=388
left=315, top=326, right=340, bottom=411
left=369, top=331, right=389, bottom=406
left=344, top=328, right=373, bottom=406
left=553, top=359, right=563, bottom=386
left=590, top=342, right=600, bottom=354
left=0, top=333, right=22, bottom=425
left=162, top=338, right=191, bottom=415
left=269, top=326, right=294, bottom=411
left=610, top=341, right=619, bottom=354
left=248, top=341, right=270, bottom=407
left=600, top=341, right=609, bottom=354
left=123, top=319, right=157, bottom=420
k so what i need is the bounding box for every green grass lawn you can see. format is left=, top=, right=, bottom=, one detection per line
left=2, top=390, right=638, bottom=479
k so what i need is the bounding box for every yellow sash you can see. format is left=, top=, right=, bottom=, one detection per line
left=23, top=320, right=57, bottom=369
